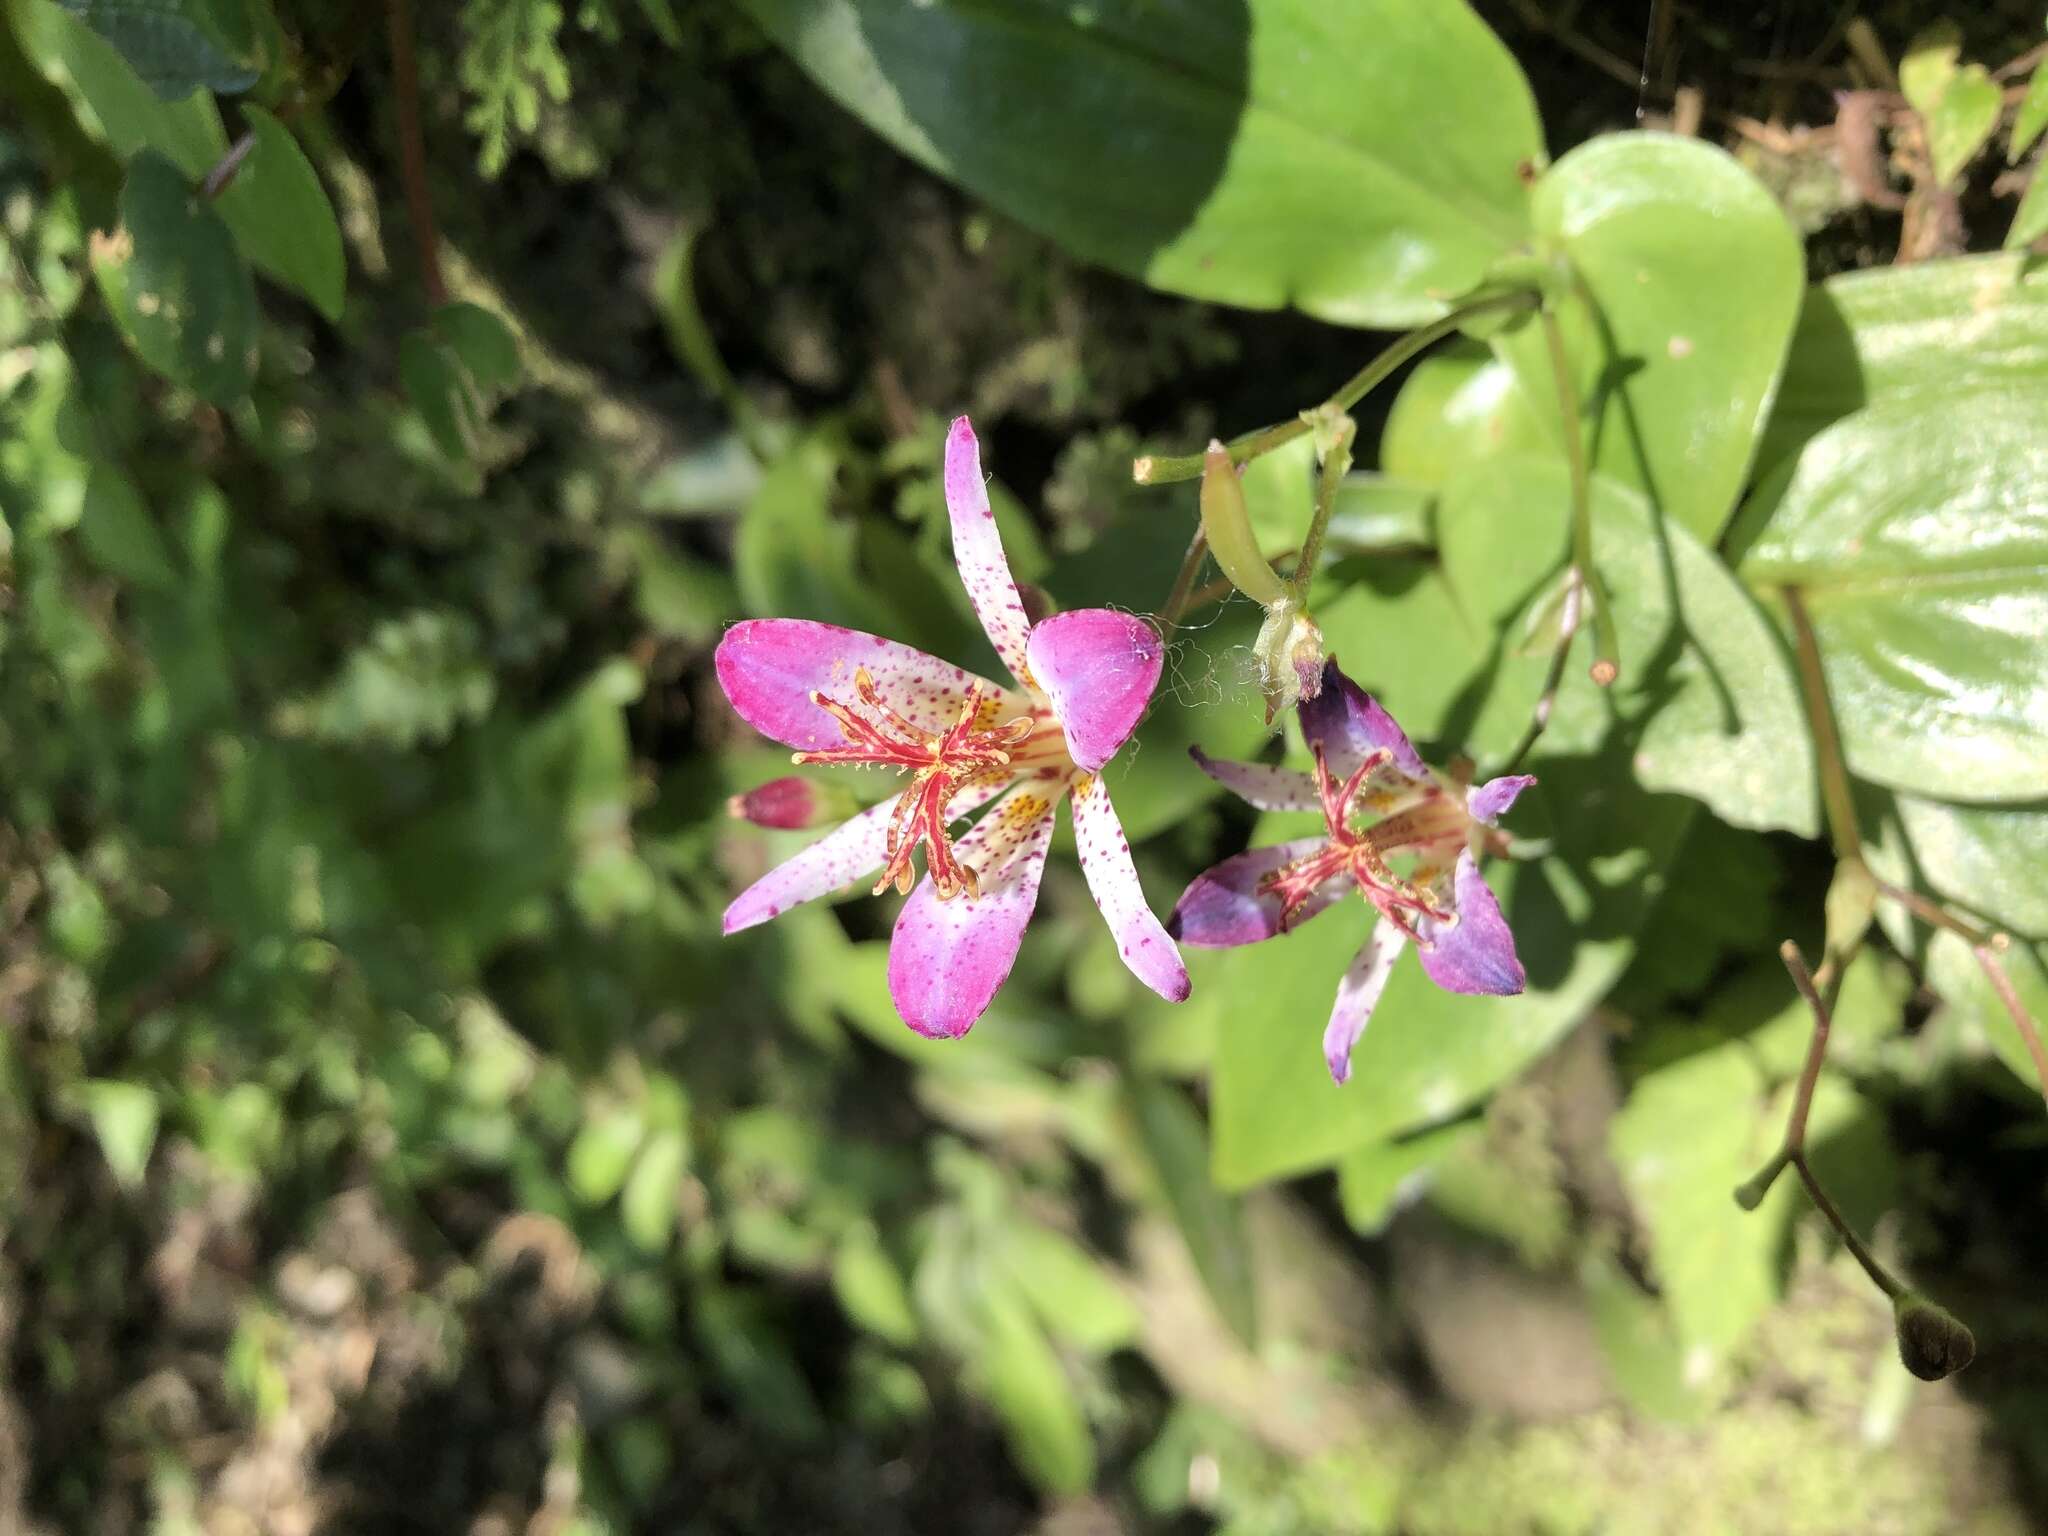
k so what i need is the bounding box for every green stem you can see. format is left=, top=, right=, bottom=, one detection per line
left=1538, top=306, right=1618, bottom=685
left=1293, top=416, right=1355, bottom=598
left=1782, top=585, right=1863, bottom=865
left=1132, top=290, right=1539, bottom=485
left=1157, top=527, right=1208, bottom=635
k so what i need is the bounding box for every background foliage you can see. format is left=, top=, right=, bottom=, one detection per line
left=3, top=1, right=2048, bottom=1532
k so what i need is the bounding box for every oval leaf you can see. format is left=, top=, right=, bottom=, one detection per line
left=213, top=106, right=345, bottom=319
left=738, top=0, right=1542, bottom=326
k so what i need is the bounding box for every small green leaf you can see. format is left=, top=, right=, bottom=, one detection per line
left=95, top=149, right=257, bottom=403
left=433, top=302, right=521, bottom=391
left=399, top=330, right=476, bottom=461
left=2012, top=65, right=2048, bottom=161
left=1899, top=24, right=1962, bottom=118
left=212, top=106, right=344, bottom=319
left=82, top=1079, right=160, bottom=1189
left=1925, top=63, right=2002, bottom=184
left=620, top=1128, right=688, bottom=1252
left=971, top=1289, right=1093, bottom=1495
left=2007, top=163, right=2048, bottom=250
left=1735, top=388, right=2048, bottom=802
left=1498, top=134, right=1805, bottom=541
left=735, top=430, right=891, bottom=633
left=56, top=0, right=257, bottom=98
left=77, top=462, right=177, bottom=588
left=739, top=0, right=1543, bottom=327
left=1130, top=1077, right=1257, bottom=1345
left=566, top=1105, right=646, bottom=1206
left=832, top=1228, right=920, bottom=1347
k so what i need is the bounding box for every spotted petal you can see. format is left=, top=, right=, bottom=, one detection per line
left=944, top=415, right=1037, bottom=690
left=1415, top=851, right=1525, bottom=996
left=1298, top=659, right=1427, bottom=781
left=1188, top=747, right=1319, bottom=812
left=1468, top=774, right=1537, bottom=825
left=1323, top=919, right=1406, bottom=1086
left=1167, top=838, right=1350, bottom=948
left=888, top=782, right=1063, bottom=1038
left=723, top=776, right=1008, bottom=934
left=715, top=618, right=1009, bottom=753
left=1026, top=609, right=1163, bottom=772
left=1071, top=773, right=1188, bottom=1001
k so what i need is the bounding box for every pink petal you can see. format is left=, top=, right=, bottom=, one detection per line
left=944, top=416, right=1036, bottom=689
left=722, top=776, right=1008, bottom=933
left=1298, top=660, right=1428, bottom=781
left=1167, top=838, right=1349, bottom=948
left=1024, top=609, right=1163, bottom=772
left=715, top=618, right=1008, bottom=753
left=1188, top=747, right=1320, bottom=812
left=888, top=781, right=1063, bottom=1038
left=1323, top=919, right=1406, bottom=1085
left=1071, top=773, right=1189, bottom=1002
left=1468, top=773, right=1536, bottom=825
left=1415, top=851, right=1525, bottom=996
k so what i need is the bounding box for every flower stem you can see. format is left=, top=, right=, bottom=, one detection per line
left=1500, top=568, right=1585, bottom=773
left=1131, top=290, right=1539, bottom=485
left=1538, top=306, right=1618, bottom=686
left=1974, top=943, right=2048, bottom=1113
left=1293, top=415, right=1356, bottom=598
left=1157, top=527, right=1209, bottom=636
left=385, top=0, right=447, bottom=306
left=1735, top=941, right=1913, bottom=1303
left=1783, top=585, right=1863, bottom=865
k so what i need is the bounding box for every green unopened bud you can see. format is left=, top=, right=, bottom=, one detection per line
left=1893, top=1293, right=1976, bottom=1381
left=1199, top=442, right=1288, bottom=609
left=1252, top=599, right=1325, bottom=724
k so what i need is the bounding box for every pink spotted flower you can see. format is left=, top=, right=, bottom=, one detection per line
left=1168, top=660, right=1532, bottom=1084
left=717, top=416, right=1190, bottom=1037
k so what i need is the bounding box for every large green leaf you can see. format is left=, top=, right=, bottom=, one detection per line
left=1438, top=458, right=1817, bottom=835
left=1497, top=134, right=1803, bottom=541
left=1209, top=753, right=1692, bottom=1188
left=21, top=0, right=227, bottom=173
left=739, top=0, right=1542, bottom=326
left=1734, top=389, right=2048, bottom=803
left=1883, top=794, right=2048, bottom=939
left=55, top=0, right=255, bottom=98
left=211, top=105, right=344, bottom=320
left=1378, top=338, right=1546, bottom=489
left=94, top=150, right=256, bottom=404
left=1758, top=254, right=2048, bottom=474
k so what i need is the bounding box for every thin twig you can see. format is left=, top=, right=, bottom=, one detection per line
left=1782, top=585, right=1863, bottom=864
left=1132, top=291, right=1537, bottom=485
left=1292, top=415, right=1355, bottom=598
left=1500, top=568, right=1584, bottom=773
left=385, top=0, right=447, bottom=306
left=1156, top=528, right=1208, bottom=636
left=1974, top=944, right=2048, bottom=1112
left=200, top=131, right=256, bottom=200
left=1538, top=306, right=1617, bottom=686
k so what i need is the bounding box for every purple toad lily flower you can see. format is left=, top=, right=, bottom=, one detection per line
left=717, top=416, right=1189, bottom=1038
left=1168, top=660, right=1532, bottom=1084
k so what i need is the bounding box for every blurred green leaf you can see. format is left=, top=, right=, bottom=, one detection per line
left=2012, top=63, right=2048, bottom=161
left=1899, top=24, right=1962, bottom=118
left=1130, top=1077, right=1257, bottom=1345
left=735, top=429, right=889, bottom=632
left=77, top=461, right=177, bottom=587
left=82, top=1078, right=159, bottom=1189
left=567, top=1105, right=647, bottom=1206
left=1924, top=63, right=2002, bottom=184
left=1003, top=1223, right=1139, bottom=1354
left=1734, top=388, right=2048, bottom=802
left=621, top=1128, right=688, bottom=1252
left=739, top=0, right=1542, bottom=327
left=1335, top=1120, right=1477, bottom=1236
left=95, top=150, right=256, bottom=404
left=211, top=105, right=343, bottom=318
left=2007, top=164, right=2048, bottom=251
left=433, top=301, right=521, bottom=392
left=55, top=0, right=255, bottom=97
left=1581, top=1252, right=1711, bottom=1424
left=22, top=0, right=228, bottom=171
left=970, top=1287, right=1093, bottom=1495
left=832, top=1227, right=920, bottom=1347
left=1498, top=134, right=1804, bottom=540
left=693, top=1286, right=826, bottom=1444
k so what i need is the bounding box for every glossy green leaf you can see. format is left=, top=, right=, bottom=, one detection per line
left=971, top=1288, right=1093, bottom=1495
left=739, top=0, right=1543, bottom=326
left=55, top=0, right=256, bottom=98
left=1734, top=389, right=2048, bottom=802
left=1882, top=794, right=2048, bottom=939
left=2012, top=64, right=2048, bottom=161
left=95, top=150, right=256, bottom=404
left=1438, top=458, right=1817, bottom=835
left=82, top=1078, right=160, bottom=1189
left=2007, top=163, right=2048, bottom=251
left=77, top=462, right=177, bottom=588
left=1129, top=1077, right=1256, bottom=1345
left=1759, top=254, right=2048, bottom=474
left=1378, top=338, right=1546, bottom=489
left=211, top=106, right=343, bottom=319
left=1210, top=752, right=1693, bottom=1188
left=1498, top=134, right=1804, bottom=540
left=1925, top=63, right=2002, bottom=184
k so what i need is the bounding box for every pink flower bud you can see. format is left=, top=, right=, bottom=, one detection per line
left=727, top=776, right=822, bottom=831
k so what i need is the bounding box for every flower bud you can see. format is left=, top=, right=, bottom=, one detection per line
left=1893, top=1293, right=1975, bottom=1381
left=728, top=776, right=829, bottom=831
left=1199, top=442, right=1289, bottom=609
left=1252, top=599, right=1326, bottom=724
